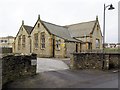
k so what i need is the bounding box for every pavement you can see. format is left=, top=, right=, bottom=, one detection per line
left=3, top=58, right=119, bottom=88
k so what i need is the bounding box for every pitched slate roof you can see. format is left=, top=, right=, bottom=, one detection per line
left=23, top=25, right=33, bottom=34
left=42, top=21, right=80, bottom=42
left=6, top=36, right=14, bottom=38
left=66, top=20, right=96, bottom=38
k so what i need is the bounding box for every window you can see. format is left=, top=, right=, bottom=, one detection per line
left=34, top=33, right=38, bottom=48
left=18, top=36, right=21, bottom=50
left=4, top=40, right=7, bottom=43
left=0, top=40, right=7, bottom=43
left=97, top=24, right=99, bottom=30
left=1, top=40, right=3, bottom=43
left=96, top=39, right=100, bottom=48
left=38, top=23, right=40, bottom=28
left=41, top=32, right=45, bottom=49
left=22, top=35, right=26, bottom=48
left=56, top=40, right=61, bottom=50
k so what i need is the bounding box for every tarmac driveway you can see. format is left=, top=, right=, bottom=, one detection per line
left=3, top=58, right=118, bottom=88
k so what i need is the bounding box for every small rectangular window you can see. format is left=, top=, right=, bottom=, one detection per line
left=1, top=40, right=3, bottom=43
left=56, top=40, right=61, bottom=50
left=4, top=40, right=7, bottom=43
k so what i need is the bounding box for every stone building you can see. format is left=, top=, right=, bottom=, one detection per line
left=14, top=15, right=103, bottom=57
left=14, top=21, right=33, bottom=54
left=66, top=16, right=103, bottom=51
left=0, top=36, right=14, bottom=48
left=0, top=36, right=14, bottom=53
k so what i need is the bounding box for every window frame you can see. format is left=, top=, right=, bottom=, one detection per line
left=22, top=35, right=26, bottom=48
left=38, top=23, right=40, bottom=28
left=96, top=39, right=100, bottom=48
left=40, top=32, right=45, bottom=49
left=18, top=36, right=21, bottom=50
left=56, top=39, right=61, bottom=50
left=34, top=33, right=39, bottom=49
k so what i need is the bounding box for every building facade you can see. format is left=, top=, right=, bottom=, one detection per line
left=14, top=21, right=33, bottom=54
left=0, top=36, right=14, bottom=53
left=14, top=15, right=103, bottom=57
left=66, top=16, right=103, bottom=52
left=0, top=36, right=14, bottom=48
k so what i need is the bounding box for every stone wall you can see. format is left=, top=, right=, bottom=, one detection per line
left=1, top=47, right=12, bottom=54
left=70, top=53, right=120, bottom=70
left=2, top=54, right=37, bottom=86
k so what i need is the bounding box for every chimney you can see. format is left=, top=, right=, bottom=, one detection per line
left=22, top=20, right=24, bottom=25
left=38, top=14, right=40, bottom=20
left=96, top=15, right=98, bottom=21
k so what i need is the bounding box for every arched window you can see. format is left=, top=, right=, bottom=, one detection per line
left=18, top=36, right=21, bottom=50
left=38, top=23, right=40, bottom=28
left=22, top=35, right=26, bottom=48
left=34, top=33, right=38, bottom=48
left=41, top=32, right=45, bottom=49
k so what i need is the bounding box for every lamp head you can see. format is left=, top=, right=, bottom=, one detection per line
left=108, top=4, right=115, bottom=10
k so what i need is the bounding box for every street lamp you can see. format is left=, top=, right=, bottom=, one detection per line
left=103, top=4, right=115, bottom=52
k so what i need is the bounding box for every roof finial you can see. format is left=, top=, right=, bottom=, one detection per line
left=38, top=14, right=40, bottom=20
left=96, top=15, right=98, bottom=21
left=22, top=20, right=24, bottom=25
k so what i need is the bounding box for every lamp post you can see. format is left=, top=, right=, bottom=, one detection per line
left=103, top=4, right=115, bottom=52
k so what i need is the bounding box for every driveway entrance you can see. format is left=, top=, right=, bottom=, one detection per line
left=3, top=58, right=118, bottom=88
left=37, top=58, right=69, bottom=73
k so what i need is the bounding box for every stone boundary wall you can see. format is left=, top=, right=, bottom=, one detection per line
left=2, top=54, right=37, bottom=86
left=1, top=47, right=12, bottom=54
left=70, top=53, right=120, bottom=70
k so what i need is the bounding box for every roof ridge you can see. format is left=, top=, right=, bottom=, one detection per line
left=41, top=20, right=66, bottom=28
left=23, top=25, right=33, bottom=34
left=41, top=20, right=79, bottom=42
left=65, top=20, right=96, bottom=27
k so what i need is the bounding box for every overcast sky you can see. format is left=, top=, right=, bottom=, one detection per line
left=0, top=0, right=118, bottom=43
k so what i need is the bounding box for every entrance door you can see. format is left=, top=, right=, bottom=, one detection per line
left=88, top=43, right=92, bottom=50
left=76, top=43, right=78, bottom=52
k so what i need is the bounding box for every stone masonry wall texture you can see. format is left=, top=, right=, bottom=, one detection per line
left=70, top=53, right=120, bottom=70
left=2, top=54, right=37, bottom=87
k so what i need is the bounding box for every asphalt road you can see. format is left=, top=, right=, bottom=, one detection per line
left=3, top=58, right=118, bottom=88
left=4, top=70, right=118, bottom=88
